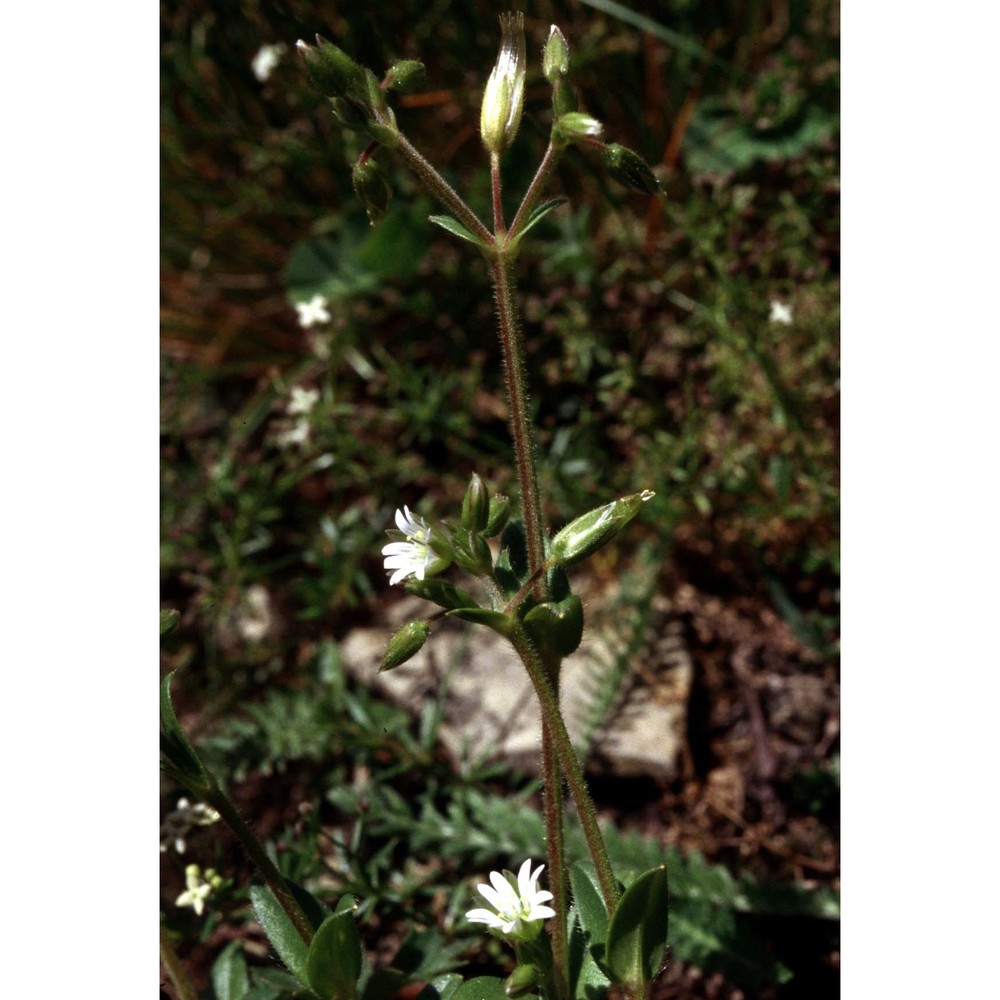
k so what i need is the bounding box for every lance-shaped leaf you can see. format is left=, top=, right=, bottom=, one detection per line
left=604, top=865, right=669, bottom=989
left=508, top=198, right=568, bottom=250
left=250, top=885, right=311, bottom=988
left=453, top=977, right=535, bottom=1000
left=306, top=896, right=363, bottom=1000
left=160, top=672, right=214, bottom=795
left=523, top=594, right=583, bottom=659
left=429, top=214, right=490, bottom=250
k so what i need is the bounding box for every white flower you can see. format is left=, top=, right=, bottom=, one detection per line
left=160, top=798, right=221, bottom=853
left=769, top=299, right=794, bottom=325
left=252, top=43, right=287, bottom=83
left=288, top=386, right=320, bottom=416
left=466, top=859, right=556, bottom=940
left=381, top=506, right=437, bottom=586
left=275, top=419, right=311, bottom=449
left=175, top=864, right=214, bottom=916
left=236, top=584, right=272, bottom=643
left=296, top=294, right=331, bottom=329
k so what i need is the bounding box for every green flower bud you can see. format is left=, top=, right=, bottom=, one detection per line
left=505, top=964, right=541, bottom=998
left=550, top=490, right=655, bottom=567
left=542, top=25, right=569, bottom=82
left=553, top=112, right=604, bottom=146
left=601, top=143, right=661, bottom=195
left=485, top=495, right=511, bottom=536
left=297, top=36, right=367, bottom=101
left=462, top=473, right=490, bottom=533
left=385, top=60, right=427, bottom=93
left=380, top=620, right=430, bottom=672
left=481, top=12, right=526, bottom=156
left=352, top=157, right=392, bottom=224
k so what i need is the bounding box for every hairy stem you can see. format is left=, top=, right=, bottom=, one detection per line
left=541, top=698, right=570, bottom=1000
left=510, top=625, right=619, bottom=912
left=488, top=252, right=548, bottom=599
left=508, top=141, right=562, bottom=242
left=207, top=788, right=314, bottom=945
left=395, top=133, right=494, bottom=246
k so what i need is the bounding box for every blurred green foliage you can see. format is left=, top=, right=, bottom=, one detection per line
left=162, top=0, right=838, bottom=994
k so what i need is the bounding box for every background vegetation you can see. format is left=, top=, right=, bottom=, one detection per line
left=161, top=1, right=839, bottom=997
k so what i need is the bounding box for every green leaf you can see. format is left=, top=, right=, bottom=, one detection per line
left=413, top=974, right=463, bottom=1000
left=159, top=672, right=214, bottom=794
left=452, top=976, right=536, bottom=1000
left=509, top=198, right=568, bottom=249
left=211, top=940, right=249, bottom=1000
left=249, top=884, right=310, bottom=988
left=428, top=214, right=489, bottom=249
left=523, top=594, right=583, bottom=658
left=160, top=608, right=180, bottom=638
left=569, top=862, right=611, bottom=953
left=604, top=865, right=669, bottom=989
left=306, top=899, right=363, bottom=1000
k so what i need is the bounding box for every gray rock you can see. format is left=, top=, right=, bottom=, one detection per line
left=338, top=589, right=691, bottom=780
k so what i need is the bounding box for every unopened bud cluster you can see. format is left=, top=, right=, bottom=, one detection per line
left=480, top=12, right=527, bottom=156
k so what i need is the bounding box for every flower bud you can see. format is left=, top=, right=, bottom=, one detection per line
left=601, top=143, right=660, bottom=195
left=480, top=12, right=526, bottom=156
left=352, top=157, right=392, bottom=224
left=462, top=473, right=490, bottom=533
left=297, top=36, right=367, bottom=101
left=542, top=26, right=569, bottom=83
left=505, top=964, right=541, bottom=998
left=485, top=495, right=511, bottom=536
left=549, top=490, right=655, bottom=567
left=380, top=620, right=430, bottom=672
left=553, top=112, right=604, bottom=146
left=385, top=60, right=427, bottom=93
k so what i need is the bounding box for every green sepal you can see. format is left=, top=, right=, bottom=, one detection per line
left=428, top=214, right=490, bottom=250
left=385, top=60, right=427, bottom=93
left=380, top=621, right=430, bottom=672
left=505, top=963, right=540, bottom=998
left=447, top=607, right=515, bottom=637
left=523, top=594, right=583, bottom=658
left=306, top=895, right=363, bottom=1000
left=549, top=491, right=654, bottom=568
left=160, top=672, right=215, bottom=796
left=365, top=115, right=400, bottom=149
left=405, top=578, right=479, bottom=611
left=604, top=865, right=669, bottom=990
left=462, top=473, right=490, bottom=533
left=508, top=198, right=568, bottom=251
left=300, top=36, right=368, bottom=100
left=494, top=519, right=529, bottom=594
left=249, top=884, right=311, bottom=988
left=600, top=143, right=660, bottom=196
left=485, top=495, right=511, bottom=536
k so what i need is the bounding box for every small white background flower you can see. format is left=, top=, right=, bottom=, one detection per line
left=466, top=859, right=556, bottom=939
left=296, top=294, right=331, bottom=328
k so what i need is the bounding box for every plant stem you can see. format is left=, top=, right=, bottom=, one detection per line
left=488, top=251, right=548, bottom=599
left=508, top=142, right=561, bottom=242
left=509, top=624, right=619, bottom=913
left=491, top=152, right=506, bottom=235
left=160, top=925, right=199, bottom=1000
left=541, top=703, right=570, bottom=1000
left=394, top=133, right=494, bottom=246
left=207, top=787, right=315, bottom=945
